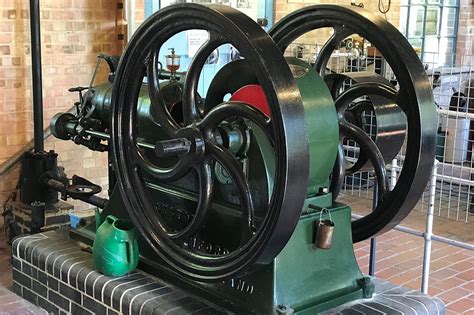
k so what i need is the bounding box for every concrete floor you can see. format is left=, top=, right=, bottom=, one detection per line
left=0, top=201, right=473, bottom=314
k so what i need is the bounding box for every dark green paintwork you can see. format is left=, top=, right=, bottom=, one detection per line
left=287, top=58, right=339, bottom=196
left=80, top=189, right=372, bottom=313
left=273, top=201, right=371, bottom=314
left=70, top=59, right=370, bottom=313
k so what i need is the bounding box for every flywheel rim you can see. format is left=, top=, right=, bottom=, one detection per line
left=269, top=4, right=437, bottom=242
left=111, top=4, right=309, bottom=280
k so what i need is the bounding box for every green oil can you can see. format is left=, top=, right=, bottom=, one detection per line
left=92, top=214, right=139, bottom=277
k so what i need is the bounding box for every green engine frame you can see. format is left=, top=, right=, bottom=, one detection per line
left=75, top=188, right=372, bottom=314
left=70, top=57, right=373, bottom=314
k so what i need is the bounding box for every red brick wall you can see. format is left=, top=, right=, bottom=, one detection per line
left=0, top=0, right=123, bottom=209
left=456, top=0, right=473, bottom=65
left=135, top=0, right=145, bottom=32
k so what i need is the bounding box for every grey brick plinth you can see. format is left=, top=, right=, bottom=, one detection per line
left=11, top=230, right=445, bottom=315
left=11, top=230, right=226, bottom=315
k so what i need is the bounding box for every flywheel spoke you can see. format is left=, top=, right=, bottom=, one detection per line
left=199, top=101, right=272, bottom=139
left=147, top=49, right=180, bottom=135
left=205, top=141, right=256, bottom=242
left=334, top=82, right=397, bottom=115
left=339, top=120, right=389, bottom=199
left=132, top=145, right=192, bottom=182
left=170, top=161, right=214, bottom=241
left=182, top=33, right=226, bottom=125
left=314, top=26, right=353, bottom=76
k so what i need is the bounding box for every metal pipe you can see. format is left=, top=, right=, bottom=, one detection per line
left=436, top=173, right=474, bottom=186
left=0, top=105, right=76, bottom=176
left=29, top=0, right=44, bottom=152
left=84, top=129, right=109, bottom=140
left=430, top=234, right=474, bottom=251
left=344, top=149, right=474, bottom=187
left=84, top=129, right=156, bottom=150
left=421, top=159, right=438, bottom=294
left=438, top=108, right=474, bottom=120
left=81, top=194, right=108, bottom=209
left=0, top=129, right=51, bottom=176
left=368, top=238, right=376, bottom=276
left=369, top=158, right=398, bottom=277
left=352, top=212, right=474, bottom=251
left=368, top=182, right=378, bottom=276
left=388, top=157, right=474, bottom=185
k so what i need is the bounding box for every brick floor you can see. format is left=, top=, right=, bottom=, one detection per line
left=346, top=192, right=474, bottom=314
left=355, top=229, right=474, bottom=314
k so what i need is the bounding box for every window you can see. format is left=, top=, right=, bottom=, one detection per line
left=400, top=0, right=459, bottom=66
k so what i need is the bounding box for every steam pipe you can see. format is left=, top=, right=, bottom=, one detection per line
left=29, top=0, right=44, bottom=152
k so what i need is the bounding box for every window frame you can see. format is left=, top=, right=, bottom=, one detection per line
left=400, top=0, right=460, bottom=64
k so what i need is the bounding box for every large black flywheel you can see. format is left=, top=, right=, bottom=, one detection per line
left=269, top=5, right=437, bottom=242
left=111, top=4, right=309, bottom=281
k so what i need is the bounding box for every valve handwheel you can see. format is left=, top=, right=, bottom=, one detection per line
left=111, top=4, right=309, bottom=280
left=269, top=5, right=437, bottom=242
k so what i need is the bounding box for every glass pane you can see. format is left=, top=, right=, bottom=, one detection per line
left=423, top=51, right=438, bottom=65
left=408, top=38, right=423, bottom=51
left=408, top=6, right=426, bottom=37
left=444, top=0, right=458, bottom=5
left=428, top=0, right=441, bottom=4
left=439, top=37, right=455, bottom=54
left=411, top=0, right=426, bottom=4
left=425, top=7, right=440, bottom=36
left=441, top=7, right=457, bottom=36
left=399, top=7, right=409, bottom=35
left=424, top=36, right=439, bottom=53
left=401, top=0, right=408, bottom=4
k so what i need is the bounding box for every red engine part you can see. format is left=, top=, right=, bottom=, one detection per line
left=229, top=84, right=270, bottom=117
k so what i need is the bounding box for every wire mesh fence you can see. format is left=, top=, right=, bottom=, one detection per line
left=285, top=40, right=474, bottom=223
left=421, top=52, right=473, bottom=223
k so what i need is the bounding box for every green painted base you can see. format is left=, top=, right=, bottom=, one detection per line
left=182, top=198, right=374, bottom=314
left=71, top=189, right=373, bottom=314
left=273, top=201, right=373, bottom=314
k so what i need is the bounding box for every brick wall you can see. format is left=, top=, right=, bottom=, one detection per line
left=134, top=0, right=145, bottom=33
left=0, top=0, right=123, bottom=209
left=456, top=0, right=473, bottom=65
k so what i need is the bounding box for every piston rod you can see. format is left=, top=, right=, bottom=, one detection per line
left=83, top=129, right=157, bottom=151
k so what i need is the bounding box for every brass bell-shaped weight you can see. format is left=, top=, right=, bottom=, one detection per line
left=314, top=208, right=335, bottom=249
